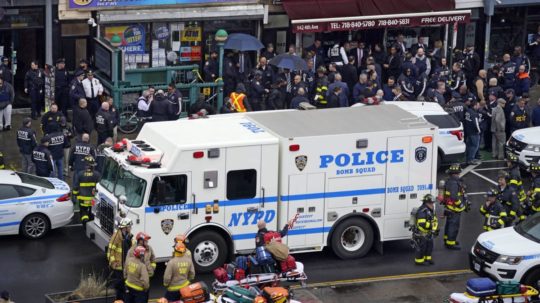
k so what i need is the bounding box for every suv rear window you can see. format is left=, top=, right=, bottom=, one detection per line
left=15, top=172, right=54, bottom=189
left=423, top=114, right=460, bottom=129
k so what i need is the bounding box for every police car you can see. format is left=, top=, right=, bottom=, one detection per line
left=470, top=213, right=540, bottom=288
left=0, top=170, right=73, bottom=239
left=506, top=126, right=540, bottom=168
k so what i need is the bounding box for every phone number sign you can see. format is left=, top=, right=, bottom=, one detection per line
left=293, top=13, right=470, bottom=33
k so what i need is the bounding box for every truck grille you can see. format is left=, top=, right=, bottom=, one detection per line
left=97, top=199, right=115, bottom=235
left=473, top=242, right=500, bottom=264
left=507, top=136, right=527, bottom=152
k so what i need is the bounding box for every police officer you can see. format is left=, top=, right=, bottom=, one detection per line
left=166, top=82, right=182, bottom=120
left=124, top=246, right=150, bottom=303
left=223, top=52, right=238, bottom=98
left=497, top=171, right=519, bottom=226
left=249, top=71, right=267, bottom=112
left=528, top=162, right=540, bottom=215
left=480, top=189, right=507, bottom=231
left=506, top=153, right=527, bottom=220
left=442, top=164, right=467, bottom=250
left=163, top=242, right=195, bottom=302
left=0, top=57, right=13, bottom=84
left=69, top=70, right=86, bottom=110
left=95, top=102, right=114, bottom=145
left=54, top=58, right=70, bottom=118
left=449, top=63, right=465, bottom=92
left=17, top=118, right=37, bottom=174
left=203, top=51, right=218, bottom=82
left=24, top=61, right=45, bottom=120
left=73, top=156, right=100, bottom=225
left=32, top=136, right=55, bottom=177
left=509, top=97, right=530, bottom=133
left=69, top=133, right=96, bottom=187
left=445, top=95, right=466, bottom=123
left=96, top=137, right=113, bottom=173
left=511, top=46, right=530, bottom=73
left=257, top=56, right=275, bottom=91
left=41, top=103, right=64, bottom=135
left=464, top=101, right=482, bottom=165
left=413, top=194, right=439, bottom=265
left=501, top=54, right=517, bottom=90
left=47, top=123, right=69, bottom=180
left=255, top=219, right=291, bottom=247
left=108, top=218, right=134, bottom=301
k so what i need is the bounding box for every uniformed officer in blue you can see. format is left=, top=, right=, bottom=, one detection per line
left=166, top=82, right=182, bottom=120
left=41, top=103, right=65, bottom=135
left=509, top=97, right=530, bottom=133
left=24, top=61, right=45, bottom=120
left=69, top=133, right=96, bottom=188
left=47, top=122, right=70, bottom=180
left=17, top=117, right=37, bottom=174
left=54, top=58, right=70, bottom=118
left=442, top=164, right=468, bottom=250
left=413, top=194, right=439, bottom=266
left=32, top=135, right=55, bottom=177
left=69, top=70, right=86, bottom=110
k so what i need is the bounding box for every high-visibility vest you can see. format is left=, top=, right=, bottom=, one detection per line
left=230, top=92, right=247, bottom=112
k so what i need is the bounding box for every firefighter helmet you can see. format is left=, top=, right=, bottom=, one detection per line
left=506, top=153, right=519, bottom=163
left=497, top=170, right=510, bottom=180
left=174, top=242, right=187, bottom=254
left=118, top=217, right=133, bottom=228
left=446, top=164, right=462, bottom=174
left=486, top=188, right=498, bottom=197
left=136, top=232, right=151, bottom=242
left=422, top=194, right=435, bottom=203
left=133, top=246, right=146, bottom=258
left=175, top=234, right=188, bottom=244
left=531, top=162, right=540, bottom=173
left=84, top=155, right=96, bottom=167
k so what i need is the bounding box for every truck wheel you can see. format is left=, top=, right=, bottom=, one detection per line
left=188, top=230, right=228, bottom=273
left=20, top=214, right=50, bottom=239
left=331, top=217, right=374, bottom=259
left=524, top=268, right=540, bottom=289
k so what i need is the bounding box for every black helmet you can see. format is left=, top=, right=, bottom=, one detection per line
left=497, top=170, right=509, bottom=180
left=422, top=194, right=435, bottom=203
left=506, top=153, right=519, bottom=164
left=531, top=162, right=540, bottom=173
left=486, top=188, right=498, bottom=197
left=84, top=155, right=96, bottom=167
left=446, top=164, right=461, bottom=174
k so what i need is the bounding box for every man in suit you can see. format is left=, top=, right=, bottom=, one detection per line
left=349, top=41, right=367, bottom=72
left=305, top=39, right=325, bottom=62
left=410, top=37, right=428, bottom=56
left=307, top=50, right=323, bottom=72
left=394, top=34, right=407, bottom=57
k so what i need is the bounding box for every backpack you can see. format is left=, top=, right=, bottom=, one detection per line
left=263, top=231, right=282, bottom=244
left=265, top=241, right=289, bottom=262
left=280, top=255, right=297, bottom=272
left=223, top=285, right=256, bottom=303
left=180, top=282, right=210, bottom=303
left=213, top=267, right=228, bottom=283
left=236, top=255, right=249, bottom=271
left=256, top=246, right=274, bottom=265
left=262, top=287, right=289, bottom=303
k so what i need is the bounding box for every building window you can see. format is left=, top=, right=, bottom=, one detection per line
left=227, top=169, right=257, bottom=200
left=149, top=175, right=188, bottom=206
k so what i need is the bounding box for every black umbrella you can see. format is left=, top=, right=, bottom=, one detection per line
left=269, top=54, right=308, bottom=71
left=224, top=33, right=264, bottom=51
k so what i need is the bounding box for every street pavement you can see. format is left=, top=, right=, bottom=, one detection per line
left=0, top=113, right=532, bottom=302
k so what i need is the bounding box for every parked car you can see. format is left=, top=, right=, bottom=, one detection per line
left=506, top=126, right=540, bottom=169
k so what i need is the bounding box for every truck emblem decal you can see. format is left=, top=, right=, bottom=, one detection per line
left=295, top=155, right=308, bottom=171
left=161, top=219, right=174, bottom=235
left=415, top=147, right=427, bottom=163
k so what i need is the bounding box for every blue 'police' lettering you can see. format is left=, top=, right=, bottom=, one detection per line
left=319, top=149, right=404, bottom=168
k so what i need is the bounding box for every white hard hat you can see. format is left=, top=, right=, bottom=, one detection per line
left=118, top=218, right=133, bottom=228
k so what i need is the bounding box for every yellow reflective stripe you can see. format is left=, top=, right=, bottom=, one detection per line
left=415, top=258, right=425, bottom=263
left=72, top=190, right=79, bottom=195
left=167, top=280, right=190, bottom=291
left=425, top=256, right=432, bottom=260
left=125, top=280, right=145, bottom=291
left=80, top=182, right=96, bottom=187
left=510, top=210, right=517, bottom=216
left=77, top=196, right=93, bottom=201
left=498, top=219, right=505, bottom=226
left=417, top=219, right=427, bottom=223
left=509, top=180, right=519, bottom=185
left=81, top=215, right=89, bottom=221
left=500, top=212, right=507, bottom=217
left=445, top=240, right=456, bottom=245
left=151, top=262, right=156, bottom=269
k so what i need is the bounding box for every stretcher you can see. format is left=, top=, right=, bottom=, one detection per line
left=165, top=294, right=216, bottom=303
left=449, top=286, right=539, bottom=303
left=212, top=262, right=308, bottom=292
left=216, top=296, right=302, bottom=303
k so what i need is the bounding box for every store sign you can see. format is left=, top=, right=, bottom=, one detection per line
left=105, top=25, right=146, bottom=54
left=154, top=26, right=170, bottom=40
left=180, top=46, right=202, bottom=62
left=69, top=0, right=255, bottom=9
left=292, top=12, right=471, bottom=33
left=181, top=27, right=202, bottom=42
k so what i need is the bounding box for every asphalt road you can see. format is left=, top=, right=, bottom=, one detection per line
left=1, top=157, right=523, bottom=302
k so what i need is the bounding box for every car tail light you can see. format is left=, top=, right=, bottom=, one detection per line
left=450, top=130, right=464, bottom=141
left=56, top=192, right=71, bottom=202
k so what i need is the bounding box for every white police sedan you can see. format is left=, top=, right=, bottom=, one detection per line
left=0, top=170, right=74, bottom=239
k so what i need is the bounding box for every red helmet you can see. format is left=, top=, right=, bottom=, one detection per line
left=133, top=246, right=146, bottom=258
left=174, top=242, right=186, bottom=254
left=175, top=234, right=188, bottom=244
left=136, top=232, right=151, bottom=242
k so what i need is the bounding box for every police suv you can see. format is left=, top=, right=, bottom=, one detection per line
left=87, top=105, right=438, bottom=272
left=470, top=213, right=540, bottom=287
left=0, top=170, right=73, bottom=239
left=506, top=126, right=540, bottom=168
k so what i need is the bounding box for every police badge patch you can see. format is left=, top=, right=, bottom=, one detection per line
left=415, top=147, right=427, bottom=163
left=161, top=219, right=174, bottom=235
left=295, top=155, right=307, bottom=171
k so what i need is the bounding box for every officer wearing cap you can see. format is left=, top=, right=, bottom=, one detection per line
left=442, top=164, right=468, bottom=250
left=0, top=57, right=13, bottom=84
left=32, top=135, right=55, bottom=177
left=480, top=189, right=507, bottom=231
left=528, top=162, right=540, bottom=214
left=497, top=170, right=519, bottom=226
left=75, top=58, right=89, bottom=76
left=69, top=70, right=86, bottom=110
left=73, top=155, right=101, bottom=225
left=24, top=60, right=45, bottom=120
left=41, top=103, right=65, bottom=135
left=17, top=117, right=37, bottom=174
left=203, top=51, right=218, bottom=82
left=413, top=194, right=439, bottom=266
left=82, top=70, right=103, bottom=119
left=249, top=70, right=267, bottom=111
left=54, top=58, right=70, bottom=118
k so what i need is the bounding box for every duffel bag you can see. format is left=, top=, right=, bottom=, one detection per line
left=236, top=255, right=249, bottom=271
left=263, top=231, right=282, bottom=244
left=180, top=282, right=210, bottom=303
left=256, top=246, right=275, bottom=265
left=496, top=280, right=521, bottom=295
left=280, top=255, right=297, bottom=272
left=223, top=285, right=256, bottom=303
left=265, top=241, right=289, bottom=262
left=262, top=287, right=289, bottom=303
left=466, top=278, right=497, bottom=297
left=234, top=268, right=246, bottom=281
left=213, top=267, right=228, bottom=283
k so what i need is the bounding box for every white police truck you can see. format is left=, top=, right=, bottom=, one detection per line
left=506, top=126, right=540, bottom=168
left=86, top=105, right=438, bottom=272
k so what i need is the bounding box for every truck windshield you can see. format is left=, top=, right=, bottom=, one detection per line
left=99, top=157, right=146, bottom=208
left=515, top=213, right=540, bottom=243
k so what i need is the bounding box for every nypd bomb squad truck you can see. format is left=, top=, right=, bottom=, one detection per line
left=86, top=105, right=438, bottom=272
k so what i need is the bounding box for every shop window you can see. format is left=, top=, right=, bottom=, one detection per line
left=149, top=175, right=188, bottom=206
left=227, top=170, right=257, bottom=200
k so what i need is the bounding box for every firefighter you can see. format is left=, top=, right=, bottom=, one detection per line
left=442, top=164, right=468, bottom=250
left=163, top=242, right=195, bottom=302
left=73, top=155, right=100, bottom=225
left=108, top=218, right=134, bottom=301
left=497, top=171, right=519, bottom=226
left=173, top=234, right=192, bottom=257
left=480, top=189, right=507, bottom=231
left=124, top=246, right=150, bottom=303
left=413, top=194, right=439, bottom=266
left=127, top=232, right=157, bottom=279
left=506, top=153, right=527, bottom=220
left=529, top=162, right=540, bottom=214
left=314, top=67, right=329, bottom=108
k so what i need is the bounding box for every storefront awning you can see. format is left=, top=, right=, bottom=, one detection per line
left=97, top=4, right=265, bottom=23
left=291, top=10, right=471, bottom=33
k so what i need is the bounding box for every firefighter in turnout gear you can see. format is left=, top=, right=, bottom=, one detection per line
left=108, top=218, right=134, bottom=301
left=72, top=156, right=100, bottom=225
left=442, top=164, right=468, bottom=250
left=480, top=189, right=507, bottom=231
left=163, top=242, right=195, bottom=302
left=506, top=153, right=527, bottom=220
left=127, top=232, right=157, bottom=278
left=124, top=246, right=150, bottom=303
left=529, top=162, right=540, bottom=214
left=497, top=171, right=520, bottom=226
left=413, top=194, right=439, bottom=265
